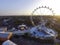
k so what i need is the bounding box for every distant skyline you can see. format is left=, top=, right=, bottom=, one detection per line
left=0, top=0, right=60, bottom=15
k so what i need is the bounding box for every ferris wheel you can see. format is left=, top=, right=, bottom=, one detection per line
left=30, top=6, right=55, bottom=26
left=32, top=6, right=55, bottom=16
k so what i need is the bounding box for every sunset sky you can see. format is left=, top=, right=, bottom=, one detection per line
left=0, top=0, right=60, bottom=15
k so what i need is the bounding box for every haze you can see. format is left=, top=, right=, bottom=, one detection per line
left=0, top=0, right=60, bottom=16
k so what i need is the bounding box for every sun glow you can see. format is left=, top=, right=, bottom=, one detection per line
left=31, top=0, right=60, bottom=16
left=0, top=0, right=60, bottom=16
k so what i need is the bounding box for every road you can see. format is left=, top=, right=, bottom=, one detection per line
left=11, top=36, right=60, bottom=45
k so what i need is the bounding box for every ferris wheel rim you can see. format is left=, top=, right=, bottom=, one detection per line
left=32, top=6, right=55, bottom=16
left=30, top=6, right=55, bottom=26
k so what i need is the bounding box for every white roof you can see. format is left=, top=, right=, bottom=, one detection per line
left=2, top=40, right=17, bottom=45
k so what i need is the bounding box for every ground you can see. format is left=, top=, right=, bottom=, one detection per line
left=10, top=36, right=60, bottom=45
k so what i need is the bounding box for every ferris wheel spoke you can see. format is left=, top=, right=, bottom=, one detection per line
left=31, top=6, right=55, bottom=26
